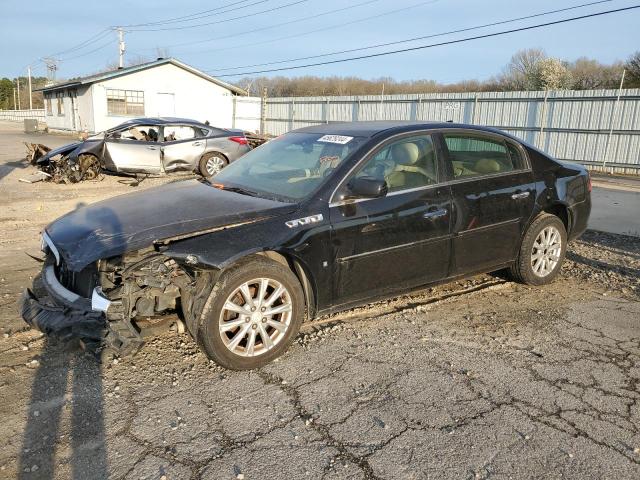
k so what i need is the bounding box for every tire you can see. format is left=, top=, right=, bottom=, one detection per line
left=509, top=213, right=567, bottom=285
left=196, top=257, right=304, bottom=370
left=198, top=152, right=228, bottom=178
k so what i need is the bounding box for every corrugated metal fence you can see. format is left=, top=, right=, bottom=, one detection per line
left=263, top=89, right=640, bottom=173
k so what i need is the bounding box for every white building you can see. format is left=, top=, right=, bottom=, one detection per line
left=38, top=58, right=247, bottom=133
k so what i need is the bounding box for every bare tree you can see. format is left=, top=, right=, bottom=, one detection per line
left=626, top=51, right=640, bottom=87
left=501, top=48, right=547, bottom=89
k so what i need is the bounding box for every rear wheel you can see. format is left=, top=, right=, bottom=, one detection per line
left=510, top=213, right=567, bottom=285
left=198, top=152, right=228, bottom=178
left=197, top=257, right=304, bottom=370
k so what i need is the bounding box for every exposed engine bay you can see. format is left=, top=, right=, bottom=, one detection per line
left=96, top=251, right=198, bottom=355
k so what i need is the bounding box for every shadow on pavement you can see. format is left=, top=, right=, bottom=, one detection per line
left=0, top=159, right=28, bottom=183
left=18, top=339, right=107, bottom=479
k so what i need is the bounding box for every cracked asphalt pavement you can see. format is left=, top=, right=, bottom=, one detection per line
left=1, top=123, right=640, bottom=479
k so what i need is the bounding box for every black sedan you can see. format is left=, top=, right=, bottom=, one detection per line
left=21, top=121, right=591, bottom=370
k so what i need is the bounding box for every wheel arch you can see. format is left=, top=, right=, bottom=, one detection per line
left=541, top=202, right=572, bottom=235
left=252, top=251, right=317, bottom=321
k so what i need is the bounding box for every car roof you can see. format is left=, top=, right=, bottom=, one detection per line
left=293, top=121, right=517, bottom=140
left=115, top=117, right=211, bottom=128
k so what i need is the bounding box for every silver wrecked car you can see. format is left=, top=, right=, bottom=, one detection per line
left=36, top=117, right=251, bottom=180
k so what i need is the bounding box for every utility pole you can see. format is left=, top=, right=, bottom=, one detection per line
left=13, top=88, right=17, bottom=110
left=602, top=69, right=626, bottom=170
left=118, top=28, right=126, bottom=68
left=16, top=77, right=21, bottom=110
left=27, top=66, right=33, bottom=110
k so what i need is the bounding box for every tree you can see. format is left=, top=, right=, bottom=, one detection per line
left=535, top=58, right=573, bottom=90
left=500, top=48, right=547, bottom=89
left=625, top=51, right=640, bottom=87
left=0, top=78, right=15, bottom=109
left=569, top=57, right=622, bottom=90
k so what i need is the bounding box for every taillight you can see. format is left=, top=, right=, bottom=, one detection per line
left=586, top=173, right=592, bottom=192
left=229, top=136, right=248, bottom=145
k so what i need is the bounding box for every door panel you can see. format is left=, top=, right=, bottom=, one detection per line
left=161, top=125, right=206, bottom=172
left=440, top=129, right=536, bottom=274
left=450, top=172, right=535, bottom=273
left=330, top=186, right=452, bottom=307
left=162, top=140, right=206, bottom=171
left=105, top=140, right=161, bottom=173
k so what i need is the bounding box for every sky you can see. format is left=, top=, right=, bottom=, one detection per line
left=1, top=0, right=639, bottom=86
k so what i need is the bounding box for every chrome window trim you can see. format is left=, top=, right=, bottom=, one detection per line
left=328, top=128, right=532, bottom=207
left=329, top=168, right=532, bottom=208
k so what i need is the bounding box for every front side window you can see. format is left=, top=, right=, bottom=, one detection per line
left=351, top=134, right=438, bottom=193
left=116, top=125, right=159, bottom=142
left=213, top=132, right=366, bottom=202
left=444, top=134, right=522, bottom=179
left=106, top=89, right=145, bottom=116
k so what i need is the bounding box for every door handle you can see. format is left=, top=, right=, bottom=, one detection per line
left=147, top=146, right=157, bottom=150
left=192, top=141, right=203, bottom=146
left=423, top=208, right=448, bottom=219
left=511, top=191, right=530, bottom=200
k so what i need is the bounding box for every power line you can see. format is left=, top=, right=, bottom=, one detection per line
left=207, top=0, right=614, bottom=73
left=160, top=0, right=440, bottom=52
left=47, top=28, right=113, bottom=57
left=119, top=0, right=256, bottom=28
left=127, top=0, right=310, bottom=31
left=212, top=4, right=640, bottom=77
left=58, top=36, right=115, bottom=62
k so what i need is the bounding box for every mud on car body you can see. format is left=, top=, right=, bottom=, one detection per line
left=35, top=117, right=251, bottom=182
left=21, top=121, right=591, bottom=370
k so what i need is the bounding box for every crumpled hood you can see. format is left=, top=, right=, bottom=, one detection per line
left=38, top=142, right=84, bottom=163
left=46, top=179, right=296, bottom=271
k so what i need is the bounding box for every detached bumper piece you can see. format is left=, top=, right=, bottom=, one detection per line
left=20, top=288, right=105, bottom=344
left=20, top=273, right=144, bottom=357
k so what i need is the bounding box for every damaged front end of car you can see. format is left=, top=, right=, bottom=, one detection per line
left=21, top=234, right=215, bottom=357
left=33, top=142, right=102, bottom=183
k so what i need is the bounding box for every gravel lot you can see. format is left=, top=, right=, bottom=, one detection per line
left=1, top=122, right=640, bottom=479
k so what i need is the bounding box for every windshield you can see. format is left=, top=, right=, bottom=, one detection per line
left=213, top=132, right=366, bottom=201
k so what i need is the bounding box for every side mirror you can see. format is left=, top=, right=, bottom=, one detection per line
left=346, top=176, right=388, bottom=199
left=108, top=131, right=121, bottom=139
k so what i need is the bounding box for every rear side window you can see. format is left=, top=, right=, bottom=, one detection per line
left=163, top=126, right=196, bottom=142
left=444, top=134, right=522, bottom=179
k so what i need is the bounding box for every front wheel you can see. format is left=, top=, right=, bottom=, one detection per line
left=196, top=257, right=304, bottom=370
left=198, top=151, right=228, bottom=178
left=510, top=213, right=567, bottom=285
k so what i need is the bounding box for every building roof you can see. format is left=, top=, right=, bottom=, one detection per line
left=36, top=58, right=247, bottom=95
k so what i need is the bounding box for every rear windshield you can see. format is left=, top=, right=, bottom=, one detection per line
left=213, top=132, right=366, bottom=201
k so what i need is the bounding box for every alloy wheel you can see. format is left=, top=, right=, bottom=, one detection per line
left=206, top=156, right=226, bottom=176
left=531, top=225, right=562, bottom=277
left=219, top=278, right=293, bottom=357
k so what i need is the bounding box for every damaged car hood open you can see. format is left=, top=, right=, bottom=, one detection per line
left=37, top=142, right=84, bottom=163
left=45, top=179, right=296, bottom=271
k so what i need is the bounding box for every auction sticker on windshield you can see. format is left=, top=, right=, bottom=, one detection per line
left=318, top=135, right=353, bottom=144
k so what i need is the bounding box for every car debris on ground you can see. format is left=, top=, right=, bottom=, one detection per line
left=24, top=143, right=51, bottom=165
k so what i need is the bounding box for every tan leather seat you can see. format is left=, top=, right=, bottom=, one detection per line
left=386, top=142, right=430, bottom=191
left=475, top=158, right=501, bottom=174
